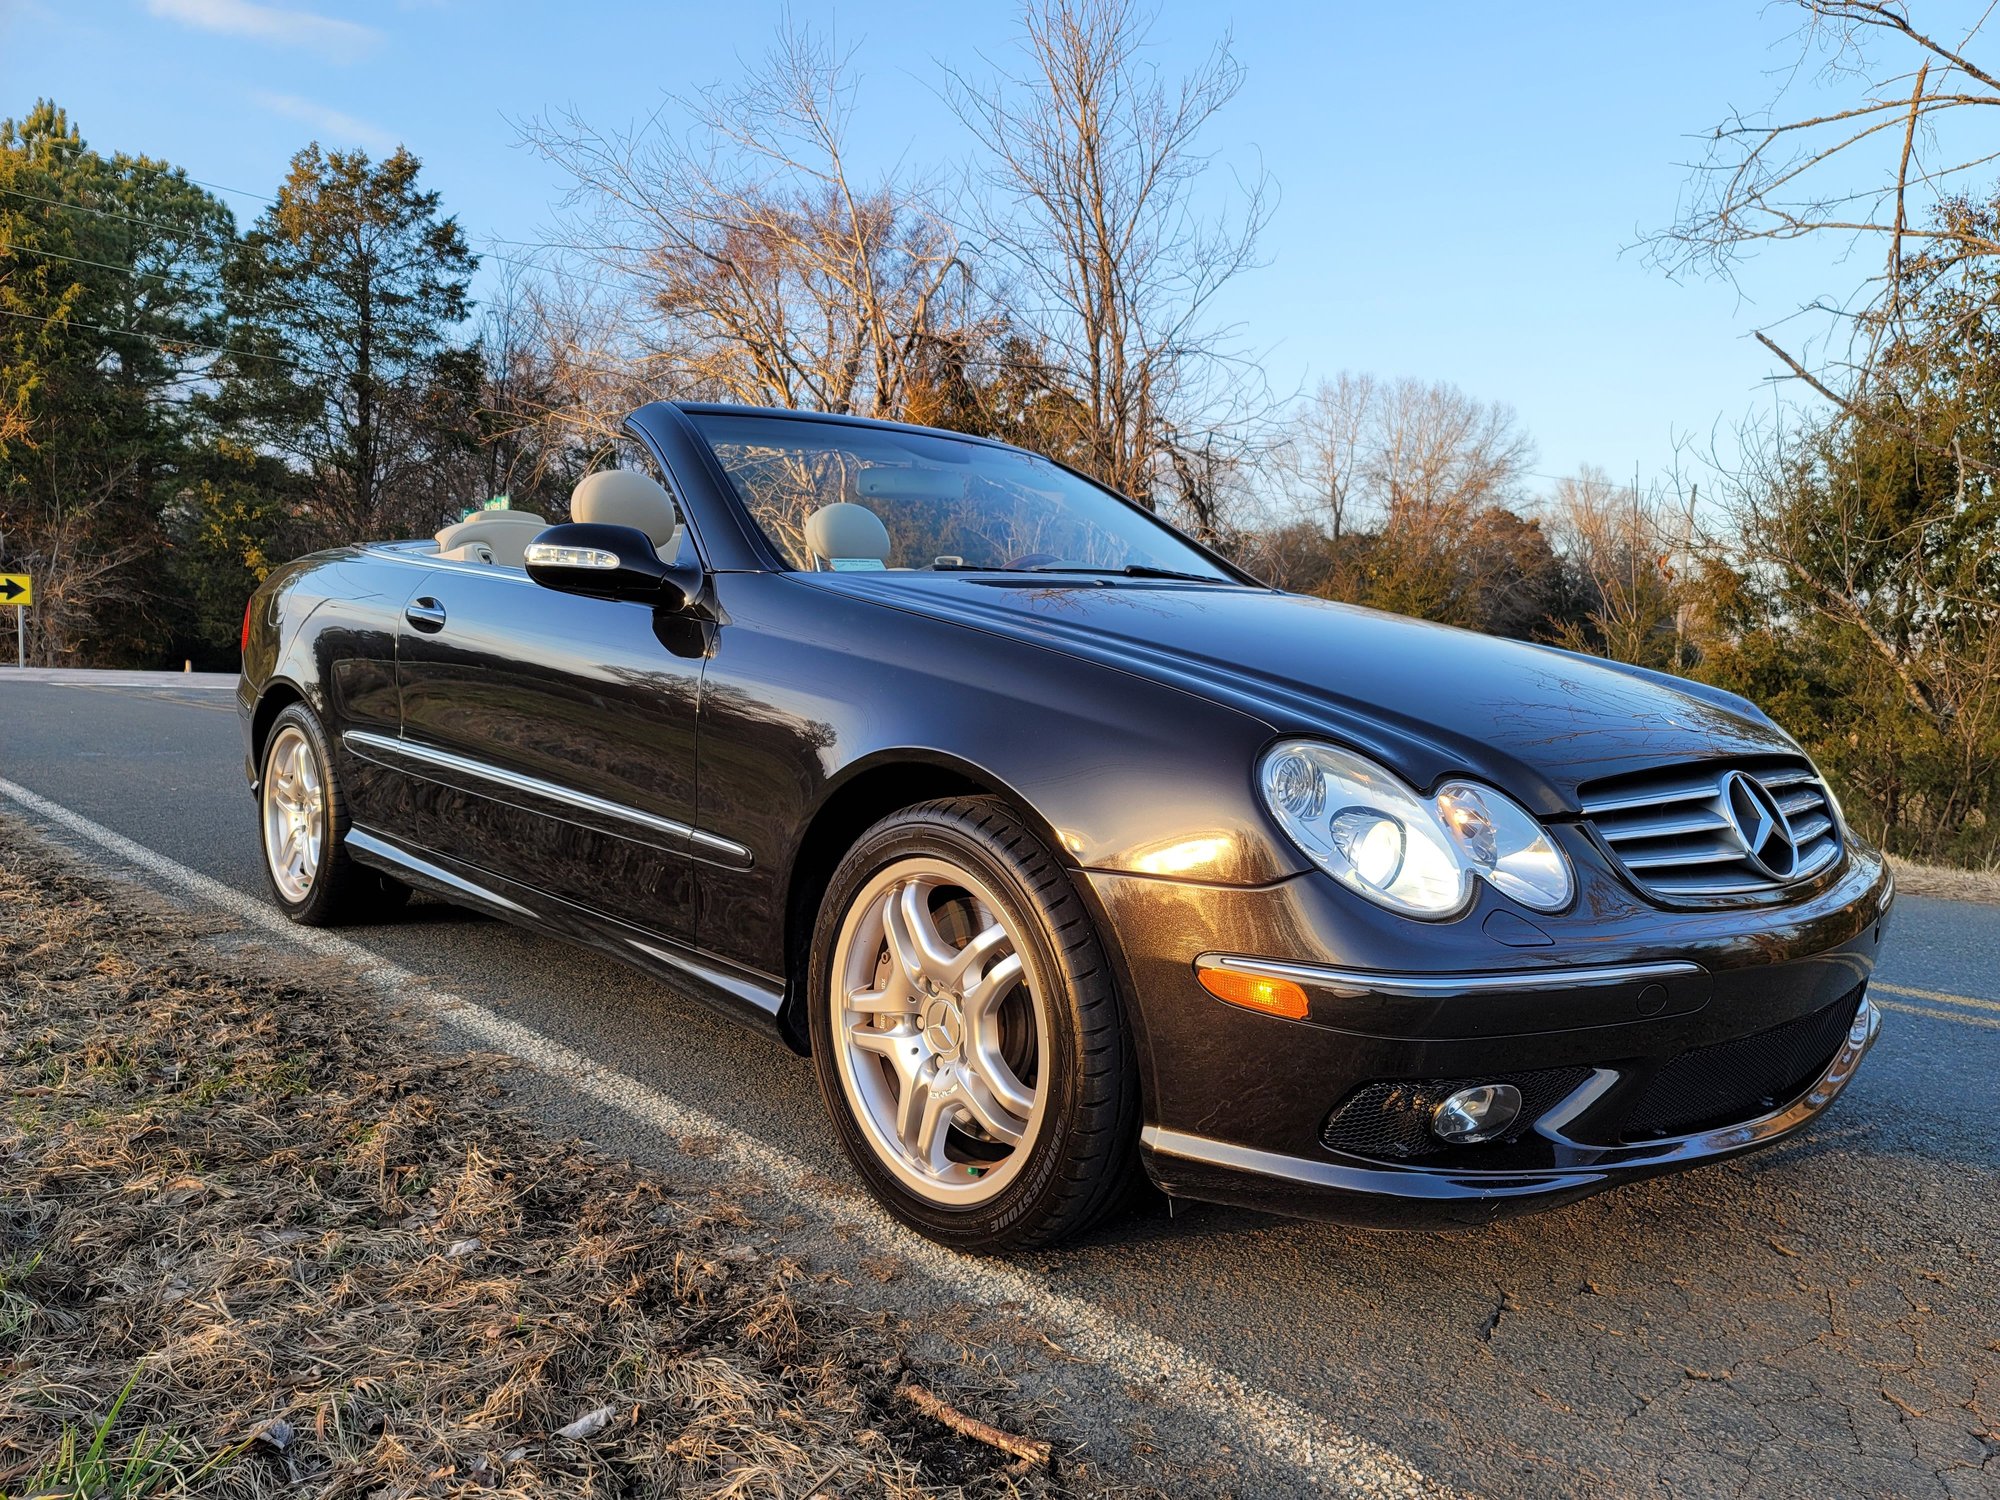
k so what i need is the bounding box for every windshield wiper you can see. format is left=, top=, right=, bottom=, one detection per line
left=1024, top=563, right=1236, bottom=585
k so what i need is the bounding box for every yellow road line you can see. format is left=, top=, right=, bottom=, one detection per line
left=1876, top=999, right=2000, bottom=1031
left=1873, top=981, right=2000, bottom=1015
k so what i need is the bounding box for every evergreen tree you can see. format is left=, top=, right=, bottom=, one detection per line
left=218, top=145, right=479, bottom=545
left=0, top=101, right=233, bottom=664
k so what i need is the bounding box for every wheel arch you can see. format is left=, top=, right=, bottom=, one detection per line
left=776, top=750, right=1146, bottom=1076
left=249, top=677, right=310, bottom=785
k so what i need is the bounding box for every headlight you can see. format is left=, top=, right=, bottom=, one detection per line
left=1258, top=741, right=1572, bottom=917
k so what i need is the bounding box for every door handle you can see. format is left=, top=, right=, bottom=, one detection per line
left=405, top=597, right=447, bottom=633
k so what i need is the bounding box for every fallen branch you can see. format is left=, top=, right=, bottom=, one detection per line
left=896, top=1380, right=1052, bottom=1468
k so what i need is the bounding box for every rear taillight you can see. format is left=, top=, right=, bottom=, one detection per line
left=241, top=596, right=255, bottom=654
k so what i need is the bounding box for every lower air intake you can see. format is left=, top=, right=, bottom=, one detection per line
left=1623, top=987, right=1865, bottom=1139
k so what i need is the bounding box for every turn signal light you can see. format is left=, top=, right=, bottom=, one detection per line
left=1198, top=966, right=1310, bottom=1020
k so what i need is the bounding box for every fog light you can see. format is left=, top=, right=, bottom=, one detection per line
left=1431, top=1083, right=1522, bottom=1144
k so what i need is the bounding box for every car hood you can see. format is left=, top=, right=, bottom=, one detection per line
left=805, top=575, right=1805, bottom=813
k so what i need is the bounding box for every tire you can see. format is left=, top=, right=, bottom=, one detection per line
left=808, top=797, right=1138, bottom=1250
left=257, top=701, right=409, bottom=926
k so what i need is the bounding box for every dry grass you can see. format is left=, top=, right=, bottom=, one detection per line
left=1888, top=855, right=2000, bottom=907
left=0, top=836, right=1145, bottom=1499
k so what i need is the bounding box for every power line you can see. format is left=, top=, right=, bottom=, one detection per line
left=2, top=182, right=555, bottom=281
left=185, top=174, right=275, bottom=205
left=0, top=237, right=223, bottom=291
left=0, top=305, right=312, bottom=371
left=0, top=300, right=645, bottom=392
left=0, top=184, right=237, bottom=245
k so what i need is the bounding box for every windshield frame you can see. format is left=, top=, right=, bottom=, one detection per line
left=672, top=404, right=1262, bottom=587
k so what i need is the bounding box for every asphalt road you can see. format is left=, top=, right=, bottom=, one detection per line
left=3, top=672, right=1996, bottom=1499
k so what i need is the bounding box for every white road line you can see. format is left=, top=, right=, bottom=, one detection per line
left=0, top=668, right=237, bottom=688
left=0, top=775, right=1444, bottom=1500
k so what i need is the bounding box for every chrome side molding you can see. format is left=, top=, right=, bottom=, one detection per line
left=344, top=827, right=537, bottom=918
left=342, top=729, right=753, bottom=869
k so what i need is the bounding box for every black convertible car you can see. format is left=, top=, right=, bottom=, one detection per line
left=239, top=402, right=1892, bottom=1250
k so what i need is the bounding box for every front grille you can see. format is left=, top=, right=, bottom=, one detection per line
left=1320, top=1066, right=1595, bottom=1160
left=1579, top=757, right=1841, bottom=900
left=1624, top=987, right=1864, bottom=1138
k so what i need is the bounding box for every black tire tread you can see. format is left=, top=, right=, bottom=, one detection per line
left=809, top=795, right=1139, bottom=1250
left=260, top=702, right=409, bottom=927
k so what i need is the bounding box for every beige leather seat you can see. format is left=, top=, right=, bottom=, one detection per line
left=805, top=502, right=893, bottom=570
left=572, top=469, right=682, bottom=556
left=434, top=509, right=547, bottom=567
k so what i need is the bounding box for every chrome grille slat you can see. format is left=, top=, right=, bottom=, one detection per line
left=1579, top=760, right=1843, bottom=902
left=1641, top=870, right=1785, bottom=896
left=1578, top=779, right=1725, bottom=815
left=1589, top=808, right=1731, bottom=841
left=1622, top=841, right=1749, bottom=870
left=1758, top=769, right=1818, bottom=788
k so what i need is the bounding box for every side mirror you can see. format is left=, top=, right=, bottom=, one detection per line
left=524, top=523, right=703, bottom=611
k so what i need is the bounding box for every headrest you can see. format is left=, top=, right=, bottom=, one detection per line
left=434, top=510, right=547, bottom=567
left=572, top=469, right=681, bottom=551
left=804, top=502, right=892, bottom=568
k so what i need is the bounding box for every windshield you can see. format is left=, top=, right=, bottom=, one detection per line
left=686, top=412, right=1240, bottom=583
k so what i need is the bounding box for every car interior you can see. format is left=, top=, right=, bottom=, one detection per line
left=433, top=509, right=547, bottom=566
left=428, top=468, right=686, bottom=569
left=426, top=469, right=910, bottom=577
left=803, top=500, right=893, bottom=570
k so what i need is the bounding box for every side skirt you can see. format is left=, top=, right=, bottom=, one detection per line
left=344, top=826, right=789, bottom=1037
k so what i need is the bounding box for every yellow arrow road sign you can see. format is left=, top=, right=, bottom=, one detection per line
left=0, top=575, right=29, bottom=606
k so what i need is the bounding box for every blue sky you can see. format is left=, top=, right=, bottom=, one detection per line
left=2, top=0, right=1917, bottom=494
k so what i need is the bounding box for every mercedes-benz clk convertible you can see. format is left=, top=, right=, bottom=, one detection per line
left=238, top=402, right=1892, bottom=1250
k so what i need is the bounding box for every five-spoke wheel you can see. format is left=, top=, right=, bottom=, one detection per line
left=831, top=856, right=1050, bottom=1205
left=261, top=723, right=325, bottom=903
left=811, top=798, right=1137, bottom=1249
left=256, top=701, right=407, bottom=925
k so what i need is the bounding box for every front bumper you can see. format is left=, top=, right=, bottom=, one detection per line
left=1142, top=994, right=1879, bottom=1226
left=1087, top=840, right=1893, bottom=1227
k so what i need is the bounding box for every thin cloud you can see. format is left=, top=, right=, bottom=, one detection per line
left=253, top=91, right=399, bottom=154
left=146, top=0, right=379, bottom=59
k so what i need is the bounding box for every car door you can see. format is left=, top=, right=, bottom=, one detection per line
left=383, top=472, right=710, bottom=940
left=289, top=553, right=435, bottom=834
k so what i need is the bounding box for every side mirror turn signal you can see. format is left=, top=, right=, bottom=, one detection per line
left=524, top=522, right=702, bottom=611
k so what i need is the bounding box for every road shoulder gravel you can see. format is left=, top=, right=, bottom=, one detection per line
left=0, top=827, right=1156, bottom=1497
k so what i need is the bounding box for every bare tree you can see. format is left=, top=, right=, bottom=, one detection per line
left=948, top=0, right=1271, bottom=505
left=522, top=23, right=975, bottom=423
left=1654, top=1, right=2000, bottom=424
left=1545, top=464, right=1696, bottom=669
left=1261, top=373, right=1551, bottom=635
left=462, top=270, right=601, bottom=517
left=1271, top=374, right=1533, bottom=535
left=1274, top=373, right=1376, bottom=545
left=1368, top=377, right=1534, bottom=522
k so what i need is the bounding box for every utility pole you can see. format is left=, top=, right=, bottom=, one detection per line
left=0, top=523, right=13, bottom=670
left=1, top=523, right=22, bottom=669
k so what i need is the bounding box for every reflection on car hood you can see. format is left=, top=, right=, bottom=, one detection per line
left=804, top=574, right=1806, bottom=812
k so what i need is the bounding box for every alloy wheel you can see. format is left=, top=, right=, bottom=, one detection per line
left=829, top=855, right=1050, bottom=1207
left=262, top=724, right=325, bottom=903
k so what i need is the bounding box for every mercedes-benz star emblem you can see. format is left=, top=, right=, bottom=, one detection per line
left=1720, top=770, right=1799, bottom=880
